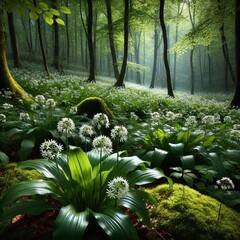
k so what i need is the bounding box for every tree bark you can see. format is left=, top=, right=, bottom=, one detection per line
left=65, top=0, right=70, bottom=64
left=114, top=0, right=129, bottom=87
left=230, top=0, right=240, bottom=107
left=134, top=31, right=141, bottom=85
left=150, top=22, right=159, bottom=89
left=53, top=0, right=61, bottom=72
left=0, top=8, right=31, bottom=101
left=159, top=0, right=174, bottom=97
left=33, top=0, right=50, bottom=76
left=86, top=0, right=95, bottom=82
left=105, top=0, right=119, bottom=79
left=7, top=12, right=21, bottom=68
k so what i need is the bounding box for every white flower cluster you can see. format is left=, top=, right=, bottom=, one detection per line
left=111, top=125, right=128, bottom=142
left=150, top=112, right=160, bottom=124
left=69, top=106, right=77, bottom=114
left=57, top=118, right=75, bottom=137
left=0, top=114, right=6, bottom=123
left=201, top=115, right=215, bottom=126
left=19, top=112, right=30, bottom=121
left=46, top=98, right=56, bottom=109
left=35, top=95, right=46, bottom=105
left=92, top=135, right=112, bottom=155
left=165, top=111, right=176, bottom=121
left=79, top=124, right=94, bottom=140
left=130, top=112, right=138, bottom=121
left=216, top=177, right=234, bottom=190
left=106, top=176, right=129, bottom=199
left=223, top=116, right=232, bottom=124
left=185, top=116, right=198, bottom=127
left=92, top=113, right=110, bottom=130
left=2, top=103, right=14, bottom=109
left=233, top=124, right=240, bottom=130
left=40, top=139, right=63, bottom=160
left=228, top=130, right=240, bottom=142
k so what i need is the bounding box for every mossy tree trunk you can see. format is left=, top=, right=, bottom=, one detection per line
left=114, top=0, right=129, bottom=87
left=0, top=7, right=31, bottom=102
left=230, top=0, right=240, bottom=108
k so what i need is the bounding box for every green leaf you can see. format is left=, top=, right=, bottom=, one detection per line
left=53, top=205, right=89, bottom=240
left=128, top=168, right=167, bottom=186
left=119, top=190, right=156, bottom=226
left=181, top=155, right=195, bottom=170
left=0, top=151, right=9, bottom=167
left=18, top=139, right=35, bottom=161
left=50, top=8, right=60, bottom=16
left=60, top=6, right=71, bottom=14
left=43, top=12, right=54, bottom=25
left=0, top=180, right=62, bottom=207
left=183, top=175, right=194, bottom=187
left=94, top=207, right=138, bottom=240
left=55, top=18, right=65, bottom=25
left=145, top=148, right=168, bottom=168
left=169, top=143, right=184, bottom=156
left=38, top=2, right=49, bottom=11
left=29, top=11, right=39, bottom=20
left=1, top=199, right=56, bottom=220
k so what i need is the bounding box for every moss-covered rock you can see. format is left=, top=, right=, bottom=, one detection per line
left=76, top=97, right=114, bottom=119
left=0, top=163, right=42, bottom=235
left=146, top=184, right=240, bottom=240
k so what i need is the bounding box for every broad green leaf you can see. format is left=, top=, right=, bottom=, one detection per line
left=209, top=152, right=227, bottom=176
left=181, top=155, right=195, bottom=170
left=60, top=6, right=71, bottom=14
left=177, top=129, right=191, bottom=143
left=68, top=146, right=92, bottom=186
left=128, top=168, right=167, bottom=185
left=94, top=207, right=138, bottom=240
left=183, top=175, right=194, bottom=187
left=55, top=18, right=65, bottom=25
left=169, top=143, right=184, bottom=156
left=38, top=2, right=48, bottom=11
left=0, top=199, right=56, bottom=219
left=32, top=6, right=42, bottom=14
left=43, top=12, right=54, bottom=25
left=18, top=139, right=35, bottom=161
left=50, top=8, right=60, bottom=16
left=0, top=180, right=63, bottom=207
left=144, top=148, right=168, bottom=168
left=119, top=190, right=156, bottom=226
left=54, top=205, right=89, bottom=240
left=203, top=135, right=215, bottom=147
left=7, top=128, right=23, bottom=136
left=29, top=11, right=39, bottom=20
left=0, top=151, right=9, bottom=167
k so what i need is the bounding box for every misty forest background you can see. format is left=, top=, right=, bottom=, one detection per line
left=4, top=0, right=237, bottom=96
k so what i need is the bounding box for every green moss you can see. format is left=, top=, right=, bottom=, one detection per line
left=0, top=163, right=42, bottom=235
left=146, top=184, right=240, bottom=240
left=76, top=97, right=114, bottom=119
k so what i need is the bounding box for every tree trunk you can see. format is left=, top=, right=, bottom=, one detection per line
left=33, top=0, right=50, bottom=76
left=190, top=49, right=195, bottom=94
left=86, top=0, right=95, bottom=82
left=53, top=0, right=61, bottom=72
left=114, top=0, right=129, bottom=87
left=150, top=23, right=159, bottom=89
left=0, top=8, right=31, bottom=101
left=230, top=0, right=240, bottom=107
left=159, top=0, right=174, bottom=97
left=105, top=0, right=119, bottom=79
left=7, top=12, right=21, bottom=68
left=65, top=0, right=70, bottom=64
left=134, top=32, right=141, bottom=85
left=217, top=0, right=235, bottom=85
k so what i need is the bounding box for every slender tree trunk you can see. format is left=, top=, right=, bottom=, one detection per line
left=33, top=0, right=50, bottom=76
left=7, top=12, right=21, bottom=68
left=143, top=31, right=146, bottom=84
left=0, top=8, right=31, bottom=101
left=159, top=0, right=174, bottom=97
left=134, top=32, right=142, bottom=85
left=190, top=49, right=195, bottom=94
left=86, top=0, right=95, bottom=82
left=114, top=0, right=129, bottom=87
left=105, top=0, right=119, bottom=79
left=65, top=0, right=70, bottom=64
left=53, top=0, right=61, bottom=72
left=217, top=0, right=235, bottom=84
left=150, top=22, right=159, bottom=89
left=230, top=0, right=240, bottom=107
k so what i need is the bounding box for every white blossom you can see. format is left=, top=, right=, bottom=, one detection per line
left=201, top=115, right=215, bottom=125
left=2, top=103, right=13, bottom=109
left=111, top=125, right=128, bottom=142
left=150, top=112, right=160, bottom=124
left=216, top=177, right=234, bottom=191
left=165, top=111, right=176, bottom=121
left=79, top=125, right=94, bottom=140
left=106, top=177, right=129, bottom=199
left=40, top=139, right=63, bottom=160
left=130, top=112, right=138, bottom=121
left=92, top=135, right=112, bottom=155
left=20, top=112, right=30, bottom=121
left=57, top=118, right=75, bottom=137
left=185, top=116, right=198, bottom=127
left=69, top=106, right=77, bottom=114
left=92, top=113, right=110, bottom=130
left=35, top=95, right=46, bottom=105
left=223, top=116, right=232, bottom=124
left=0, top=114, right=6, bottom=123
left=46, top=99, right=56, bottom=109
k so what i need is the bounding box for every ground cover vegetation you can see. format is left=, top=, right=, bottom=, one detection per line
left=0, top=65, right=240, bottom=239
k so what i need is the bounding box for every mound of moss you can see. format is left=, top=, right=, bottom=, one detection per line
left=0, top=163, right=42, bottom=235
left=76, top=97, right=114, bottom=119
left=146, top=184, right=240, bottom=240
